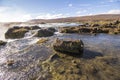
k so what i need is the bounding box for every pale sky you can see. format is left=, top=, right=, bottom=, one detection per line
left=0, top=0, right=120, bottom=22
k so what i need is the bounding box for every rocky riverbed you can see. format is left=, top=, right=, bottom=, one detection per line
left=0, top=23, right=120, bottom=80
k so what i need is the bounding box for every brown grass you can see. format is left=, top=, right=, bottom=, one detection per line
left=13, top=28, right=28, bottom=33
left=36, top=38, right=48, bottom=45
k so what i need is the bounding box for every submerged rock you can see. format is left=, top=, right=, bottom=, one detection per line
left=0, top=40, right=7, bottom=46
left=35, top=29, right=54, bottom=37
left=5, top=27, right=29, bottom=39
left=53, top=38, right=84, bottom=55
left=47, top=27, right=57, bottom=32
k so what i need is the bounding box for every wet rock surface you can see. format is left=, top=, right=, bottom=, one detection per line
left=5, top=26, right=41, bottom=39
left=5, top=26, right=29, bottom=39
left=0, top=38, right=53, bottom=80
left=47, top=27, right=57, bottom=32
left=34, top=29, right=54, bottom=37
left=40, top=54, right=120, bottom=80
left=30, top=25, right=41, bottom=30
left=60, top=27, right=113, bottom=34
left=60, top=21, right=120, bottom=34
left=53, top=38, right=84, bottom=55
left=0, top=40, right=7, bottom=46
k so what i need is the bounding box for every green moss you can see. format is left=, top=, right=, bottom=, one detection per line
left=36, top=38, right=48, bottom=45
left=39, top=54, right=120, bottom=80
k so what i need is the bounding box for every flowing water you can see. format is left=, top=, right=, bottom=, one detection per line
left=0, top=23, right=120, bottom=79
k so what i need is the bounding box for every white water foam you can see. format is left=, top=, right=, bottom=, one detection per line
left=0, top=24, right=9, bottom=41
left=38, top=23, right=81, bottom=27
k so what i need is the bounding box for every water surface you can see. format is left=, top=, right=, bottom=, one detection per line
left=58, top=33, right=120, bottom=57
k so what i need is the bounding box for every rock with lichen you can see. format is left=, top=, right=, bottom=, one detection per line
left=30, top=25, right=41, bottom=30
left=47, top=27, right=57, bottom=32
left=53, top=38, right=84, bottom=55
left=0, top=40, right=7, bottom=46
left=34, top=29, right=54, bottom=37
left=5, top=26, right=29, bottom=39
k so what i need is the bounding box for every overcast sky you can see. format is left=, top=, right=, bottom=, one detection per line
left=0, top=0, right=120, bottom=22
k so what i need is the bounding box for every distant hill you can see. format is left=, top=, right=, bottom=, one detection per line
left=1, top=14, right=120, bottom=27
left=28, top=14, right=120, bottom=24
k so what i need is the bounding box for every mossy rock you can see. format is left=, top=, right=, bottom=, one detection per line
left=30, top=25, right=41, bottom=30
left=47, top=27, right=57, bottom=32
left=0, top=40, right=7, bottom=46
left=53, top=38, right=84, bottom=55
left=34, top=29, right=54, bottom=37
left=5, top=27, right=29, bottom=39
left=60, top=28, right=78, bottom=33
left=79, top=27, right=91, bottom=33
left=36, top=38, right=48, bottom=45
left=40, top=55, right=120, bottom=80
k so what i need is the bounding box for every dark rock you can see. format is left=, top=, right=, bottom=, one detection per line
left=0, top=40, right=7, bottom=46
left=53, top=38, right=84, bottom=55
left=60, top=27, right=78, bottom=33
left=79, top=28, right=91, bottom=33
left=60, top=27, right=92, bottom=33
left=49, top=54, right=60, bottom=62
left=40, top=22, right=46, bottom=24
left=6, top=60, right=14, bottom=66
left=34, top=29, right=54, bottom=37
left=91, top=24, right=100, bottom=27
left=30, top=26, right=41, bottom=30
left=5, top=27, right=29, bottom=39
left=47, top=27, right=56, bottom=32
left=24, top=26, right=31, bottom=30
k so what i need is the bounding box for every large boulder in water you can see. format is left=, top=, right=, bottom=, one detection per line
left=34, top=29, right=54, bottom=37
left=0, top=40, right=7, bottom=46
left=5, top=26, right=29, bottom=39
left=53, top=38, right=84, bottom=55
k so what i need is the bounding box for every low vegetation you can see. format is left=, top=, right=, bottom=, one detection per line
left=60, top=20, right=120, bottom=34
left=39, top=54, right=120, bottom=80
left=36, top=38, right=48, bottom=45
left=6, top=59, right=14, bottom=66
left=0, top=40, right=7, bottom=46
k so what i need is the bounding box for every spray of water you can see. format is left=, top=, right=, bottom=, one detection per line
left=0, top=24, right=9, bottom=41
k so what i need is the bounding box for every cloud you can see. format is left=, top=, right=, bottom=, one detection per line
left=0, top=6, right=33, bottom=22
left=0, top=6, right=69, bottom=22
left=0, top=6, right=10, bottom=12
left=36, top=13, right=67, bottom=19
left=68, top=4, right=73, bottom=7
left=107, top=10, right=120, bottom=14
left=76, top=10, right=87, bottom=14
left=108, top=0, right=120, bottom=2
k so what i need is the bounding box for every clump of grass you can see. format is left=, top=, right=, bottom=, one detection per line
left=36, top=38, right=48, bottom=45
left=13, top=28, right=28, bottom=33
left=6, top=59, right=14, bottom=66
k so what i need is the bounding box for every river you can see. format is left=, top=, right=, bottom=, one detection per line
left=0, top=23, right=120, bottom=80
